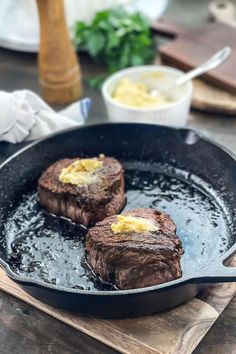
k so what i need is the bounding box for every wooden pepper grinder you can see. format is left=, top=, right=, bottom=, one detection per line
left=36, top=0, right=82, bottom=104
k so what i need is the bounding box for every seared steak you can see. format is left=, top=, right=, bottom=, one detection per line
left=86, top=208, right=183, bottom=290
left=38, top=156, right=125, bottom=226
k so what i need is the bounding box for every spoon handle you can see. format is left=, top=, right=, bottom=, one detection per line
left=176, top=46, right=231, bottom=86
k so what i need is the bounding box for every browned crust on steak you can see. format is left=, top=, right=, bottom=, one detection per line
left=86, top=208, right=184, bottom=289
left=38, top=157, right=126, bottom=225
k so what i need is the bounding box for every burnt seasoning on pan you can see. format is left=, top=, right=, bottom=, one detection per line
left=4, top=161, right=231, bottom=291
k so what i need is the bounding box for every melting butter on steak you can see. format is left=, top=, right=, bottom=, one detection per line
left=59, top=157, right=103, bottom=186
left=86, top=208, right=184, bottom=290
left=38, top=156, right=126, bottom=226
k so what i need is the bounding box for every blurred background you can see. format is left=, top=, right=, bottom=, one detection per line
left=0, top=0, right=236, bottom=129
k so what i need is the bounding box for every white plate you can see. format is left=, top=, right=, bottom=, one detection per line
left=0, top=0, right=169, bottom=53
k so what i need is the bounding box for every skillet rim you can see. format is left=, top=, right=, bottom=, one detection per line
left=0, top=122, right=235, bottom=296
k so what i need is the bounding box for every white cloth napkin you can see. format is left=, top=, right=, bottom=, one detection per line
left=0, top=90, right=91, bottom=143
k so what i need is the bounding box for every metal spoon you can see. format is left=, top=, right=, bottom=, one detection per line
left=151, top=46, right=231, bottom=98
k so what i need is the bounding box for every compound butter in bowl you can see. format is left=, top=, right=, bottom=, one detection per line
left=102, top=65, right=192, bottom=126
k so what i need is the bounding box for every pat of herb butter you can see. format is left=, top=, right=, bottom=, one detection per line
left=112, top=78, right=172, bottom=108
left=59, top=156, right=104, bottom=186
left=111, top=215, right=159, bottom=234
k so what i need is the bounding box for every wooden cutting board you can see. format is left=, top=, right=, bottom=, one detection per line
left=152, top=19, right=236, bottom=93
left=153, top=19, right=236, bottom=116
left=192, top=78, right=236, bottom=115
left=0, top=262, right=235, bottom=354
left=153, top=55, right=236, bottom=115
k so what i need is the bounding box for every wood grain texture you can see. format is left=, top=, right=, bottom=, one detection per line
left=0, top=290, right=119, bottom=354
left=193, top=296, right=236, bottom=354
left=153, top=19, right=236, bottom=93
left=192, top=79, right=236, bottom=115
left=36, top=0, right=82, bottom=104
left=0, top=267, right=235, bottom=354
left=154, top=55, right=236, bottom=115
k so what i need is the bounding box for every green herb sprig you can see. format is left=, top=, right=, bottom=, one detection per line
left=74, top=8, right=155, bottom=86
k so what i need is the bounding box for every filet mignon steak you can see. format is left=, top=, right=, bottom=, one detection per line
left=86, top=208, right=184, bottom=290
left=38, top=156, right=125, bottom=226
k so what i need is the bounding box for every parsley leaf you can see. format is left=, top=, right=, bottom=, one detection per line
left=74, top=7, right=155, bottom=87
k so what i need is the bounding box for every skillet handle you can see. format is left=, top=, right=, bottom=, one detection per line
left=190, top=246, right=236, bottom=283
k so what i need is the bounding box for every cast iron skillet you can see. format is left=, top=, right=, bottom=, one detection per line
left=0, top=123, right=236, bottom=318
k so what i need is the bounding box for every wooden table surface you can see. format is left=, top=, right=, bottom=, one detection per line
left=0, top=1, right=236, bottom=353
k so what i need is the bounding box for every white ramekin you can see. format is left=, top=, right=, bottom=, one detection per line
left=102, top=65, right=193, bottom=127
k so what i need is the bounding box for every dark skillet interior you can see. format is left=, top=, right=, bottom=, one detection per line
left=0, top=123, right=236, bottom=293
